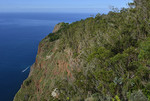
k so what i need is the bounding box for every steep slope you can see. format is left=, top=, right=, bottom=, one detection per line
left=14, top=1, right=150, bottom=100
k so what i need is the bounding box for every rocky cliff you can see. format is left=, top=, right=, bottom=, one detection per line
left=14, top=3, right=150, bottom=100
left=14, top=22, right=86, bottom=101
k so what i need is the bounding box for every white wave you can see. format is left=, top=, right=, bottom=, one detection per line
left=22, top=66, right=30, bottom=73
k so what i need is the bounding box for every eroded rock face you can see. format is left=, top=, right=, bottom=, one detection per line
left=14, top=22, right=80, bottom=101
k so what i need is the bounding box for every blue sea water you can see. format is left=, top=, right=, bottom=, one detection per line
left=0, top=13, right=92, bottom=101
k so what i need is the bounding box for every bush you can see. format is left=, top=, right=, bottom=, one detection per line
left=48, top=33, right=60, bottom=42
left=129, top=90, right=148, bottom=101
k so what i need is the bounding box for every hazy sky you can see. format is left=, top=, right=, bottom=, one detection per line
left=0, top=0, right=133, bottom=13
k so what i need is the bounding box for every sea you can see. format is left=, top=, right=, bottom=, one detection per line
left=0, top=12, right=93, bottom=101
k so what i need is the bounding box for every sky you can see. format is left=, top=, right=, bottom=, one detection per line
left=0, top=0, right=133, bottom=13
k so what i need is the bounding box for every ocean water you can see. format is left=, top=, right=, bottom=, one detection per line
left=0, top=13, right=92, bottom=101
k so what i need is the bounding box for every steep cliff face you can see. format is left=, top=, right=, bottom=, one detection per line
left=14, top=22, right=85, bottom=101
left=14, top=18, right=105, bottom=100
left=14, top=4, right=150, bottom=100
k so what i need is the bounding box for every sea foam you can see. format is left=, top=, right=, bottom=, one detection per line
left=22, top=66, right=30, bottom=73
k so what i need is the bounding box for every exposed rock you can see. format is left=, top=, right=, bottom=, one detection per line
left=52, top=22, right=63, bottom=33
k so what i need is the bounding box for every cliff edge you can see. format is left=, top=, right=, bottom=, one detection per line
left=14, top=4, right=150, bottom=100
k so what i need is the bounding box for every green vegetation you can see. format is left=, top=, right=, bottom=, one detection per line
left=48, top=33, right=59, bottom=42
left=14, top=0, right=150, bottom=101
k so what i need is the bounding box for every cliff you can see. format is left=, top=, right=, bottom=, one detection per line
left=14, top=1, right=150, bottom=100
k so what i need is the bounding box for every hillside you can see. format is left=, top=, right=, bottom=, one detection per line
left=14, top=1, right=150, bottom=101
